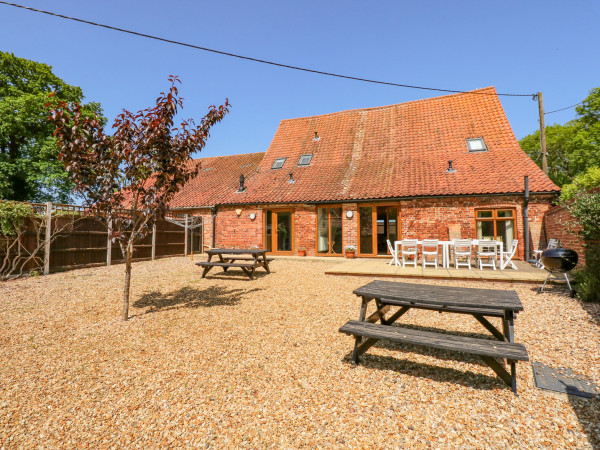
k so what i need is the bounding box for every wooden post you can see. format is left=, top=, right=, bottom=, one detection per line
left=184, top=214, right=189, bottom=257
left=106, top=219, right=112, bottom=266
left=151, top=223, right=156, bottom=260
left=538, top=92, right=548, bottom=175
left=43, top=202, right=52, bottom=275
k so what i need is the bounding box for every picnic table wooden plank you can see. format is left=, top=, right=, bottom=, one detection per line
left=354, top=280, right=523, bottom=311
left=375, top=298, right=506, bottom=318
left=198, top=248, right=271, bottom=280
left=340, top=321, right=529, bottom=361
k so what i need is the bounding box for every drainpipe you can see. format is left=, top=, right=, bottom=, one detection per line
left=211, top=206, right=217, bottom=248
left=524, top=176, right=531, bottom=262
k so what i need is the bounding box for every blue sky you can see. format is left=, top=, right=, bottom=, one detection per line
left=1, top=0, right=599, bottom=159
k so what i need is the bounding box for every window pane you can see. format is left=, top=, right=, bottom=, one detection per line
left=387, top=208, right=398, bottom=247
left=359, top=207, right=373, bottom=254
left=497, top=210, right=514, bottom=218
left=496, top=220, right=515, bottom=251
left=477, top=211, right=493, bottom=218
left=476, top=220, right=495, bottom=240
left=272, top=157, right=286, bottom=169
left=467, top=138, right=487, bottom=152
left=330, top=208, right=343, bottom=254
left=317, top=208, right=329, bottom=253
left=276, top=212, right=292, bottom=251
left=298, top=154, right=312, bottom=166
left=265, top=211, right=272, bottom=252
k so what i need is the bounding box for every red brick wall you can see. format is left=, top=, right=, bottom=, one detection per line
left=214, top=206, right=264, bottom=249
left=172, top=194, right=556, bottom=259
left=342, top=204, right=358, bottom=251
left=543, top=205, right=585, bottom=265
left=398, top=195, right=554, bottom=260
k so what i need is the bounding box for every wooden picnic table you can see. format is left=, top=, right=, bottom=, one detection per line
left=339, top=280, right=529, bottom=394
left=196, top=248, right=273, bottom=280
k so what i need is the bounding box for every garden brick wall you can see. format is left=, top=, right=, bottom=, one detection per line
left=543, top=205, right=585, bottom=265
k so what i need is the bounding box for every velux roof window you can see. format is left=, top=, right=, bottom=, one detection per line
left=297, top=154, right=313, bottom=167
left=466, top=138, right=487, bottom=153
left=271, top=157, right=286, bottom=169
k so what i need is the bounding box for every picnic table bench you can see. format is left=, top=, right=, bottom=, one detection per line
left=196, top=249, right=273, bottom=280
left=339, top=280, right=529, bottom=394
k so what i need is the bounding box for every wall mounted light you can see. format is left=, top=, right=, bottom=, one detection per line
left=346, top=210, right=354, bottom=218
left=249, top=213, right=256, bottom=220
left=235, top=209, right=242, bottom=216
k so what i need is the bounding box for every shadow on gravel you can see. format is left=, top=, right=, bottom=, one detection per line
left=133, top=286, right=262, bottom=314
left=343, top=353, right=503, bottom=391
left=569, top=396, right=600, bottom=448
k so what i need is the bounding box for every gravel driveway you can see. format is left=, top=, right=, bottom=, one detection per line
left=1, top=257, right=598, bottom=448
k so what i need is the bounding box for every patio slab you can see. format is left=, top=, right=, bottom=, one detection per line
left=325, top=259, right=550, bottom=283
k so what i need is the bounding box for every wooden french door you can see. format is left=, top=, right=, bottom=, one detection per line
left=316, top=206, right=343, bottom=255
left=358, top=205, right=400, bottom=256
left=264, top=209, right=294, bottom=255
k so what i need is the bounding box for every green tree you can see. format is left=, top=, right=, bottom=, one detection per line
left=0, top=52, right=103, bottom=203
left=519, top=88, right=600, bottom=187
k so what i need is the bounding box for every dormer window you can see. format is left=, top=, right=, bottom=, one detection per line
left=297, top=154, right=313, bottom=167
left=271, top=157, right=286, bottom=169
left=466, top=138, right=487, bottom=153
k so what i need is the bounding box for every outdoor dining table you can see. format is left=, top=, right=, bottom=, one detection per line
left=339, top=280, right=529, bottom=393
left=196, top=248, right=272, bottom=280
left=394, top=239, right=504, bottom=268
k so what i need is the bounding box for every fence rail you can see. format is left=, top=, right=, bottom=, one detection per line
left=1, top=201, right=203, bottom=276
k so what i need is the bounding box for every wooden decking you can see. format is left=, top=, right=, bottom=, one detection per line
left=325, top=259, right=550, bottom=283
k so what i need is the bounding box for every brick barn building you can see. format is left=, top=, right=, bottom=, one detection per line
left=169, top=87, right=559, bottom=259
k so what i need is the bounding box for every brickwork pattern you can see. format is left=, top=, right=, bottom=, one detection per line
left=543, top=205, right=585, bottom=265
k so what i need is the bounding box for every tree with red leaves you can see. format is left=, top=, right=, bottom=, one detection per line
left=48, top=77, right=229, bottom=320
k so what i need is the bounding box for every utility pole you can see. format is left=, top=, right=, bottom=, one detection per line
left=537, top=92, right=548, bottom=175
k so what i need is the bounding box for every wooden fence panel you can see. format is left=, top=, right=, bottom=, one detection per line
left=50, top=217, right=108, bottom=271
left=154, top=219, right=186, bottom=258
left=1, top=200, right=203, bottom=276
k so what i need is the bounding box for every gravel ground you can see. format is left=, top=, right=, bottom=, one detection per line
left=1, top=257, right=599, bottom=448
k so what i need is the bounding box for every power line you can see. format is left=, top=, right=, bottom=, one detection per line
left=0, top=0, right=535, bottom=97
left=545, top=102, right=583, bottom=115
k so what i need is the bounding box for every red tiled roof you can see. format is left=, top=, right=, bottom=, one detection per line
left=217, top=87, right=558, bottom=205
left=169, top=152, right=264, bottom=208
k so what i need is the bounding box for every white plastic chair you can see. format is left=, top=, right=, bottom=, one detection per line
left=501, top=239, right=519, bottom=270
left=453, top=239, right=472, bottom=269
left=400, top=239, right=418, bottom=268
left=475, top=240, right=497, bottom=270
left=386, top=239, right=400, bottom=266
left=534, top=238, right=559, bottom=268
left=421, top=239, right=439, bottom=269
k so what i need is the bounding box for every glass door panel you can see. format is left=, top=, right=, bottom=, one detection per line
left=387, top=207, right=398, bottom=247
left=317, top=208, right=329, bottom=254
left=317, top=207, right=343, bottom=255
left=376, top=207, right=388, bottom=254
left=276, top=211, right=292, bottom=252
left=359, top=207, right=373, bottom=254
left=265, top=211, right=273, bottom=252
left=330, top=207, right=343, bottom=254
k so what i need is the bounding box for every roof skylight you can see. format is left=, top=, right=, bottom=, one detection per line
left=297, top=154, right=313, bottom=166
left=466, top=138, right=487, bottom=153
left=271, top=157, right=286, bottom=169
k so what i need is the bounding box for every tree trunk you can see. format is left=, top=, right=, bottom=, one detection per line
left=122, top=243, right=133, bottom=321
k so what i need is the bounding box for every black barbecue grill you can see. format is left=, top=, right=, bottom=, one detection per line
left=538, top=248, right=579, bottom=297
